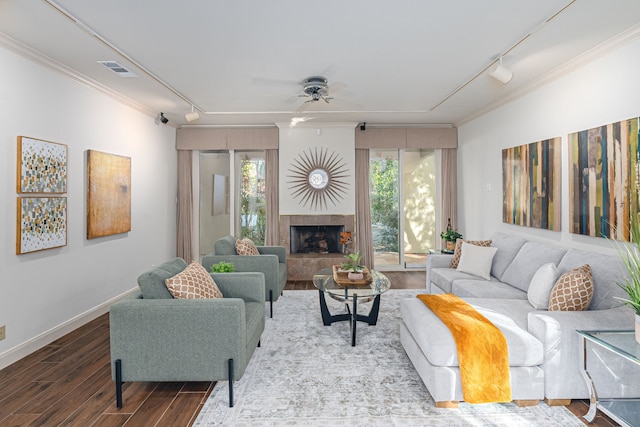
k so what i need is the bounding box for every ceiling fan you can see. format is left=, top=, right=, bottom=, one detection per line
left=300, top=76, right=333, bottom=103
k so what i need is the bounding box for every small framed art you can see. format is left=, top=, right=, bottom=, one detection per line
left=16, top=196, right=68, bottom=254
left=17, top=136, right=68, bottom=193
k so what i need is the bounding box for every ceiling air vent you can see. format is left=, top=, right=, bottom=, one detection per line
left=97, top=61, right=137, bottom=77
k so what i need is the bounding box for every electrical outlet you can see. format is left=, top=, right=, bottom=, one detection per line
left=0, top=325, right=5, bottom=341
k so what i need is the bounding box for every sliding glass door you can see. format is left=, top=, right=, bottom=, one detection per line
left=370, top=149, right=436, bottom=269
left=198, top=150, right=265, bottom=259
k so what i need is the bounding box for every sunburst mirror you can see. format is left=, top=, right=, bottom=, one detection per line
left=287, top=147, right=349, bottom=211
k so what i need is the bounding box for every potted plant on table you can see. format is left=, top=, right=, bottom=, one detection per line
left=613, top=224, right=640, bottom=343
left=341, top=251, right=364, bottom=280
left=440, top=228, right=463, bottom=252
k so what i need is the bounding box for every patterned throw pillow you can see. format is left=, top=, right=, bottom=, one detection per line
left=450, top=239, right=492, bottom=268
left=165, top=262, right=223, bottom=299
left=236, top=238, right=260, bottom=255
left=548, top=264, right=593, bottom=311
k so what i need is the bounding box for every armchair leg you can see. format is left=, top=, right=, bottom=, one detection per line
left=228, top=358, right=234, bottom=407
left=115, top=359, right=123, bottom=409
left=269, top=290, right=273, bottom=318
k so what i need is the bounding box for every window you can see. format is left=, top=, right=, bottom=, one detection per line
left=370, top=149, right=436, bottom=268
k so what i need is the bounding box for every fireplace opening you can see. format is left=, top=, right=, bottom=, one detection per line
left=290, top=225, right=345, bottom=254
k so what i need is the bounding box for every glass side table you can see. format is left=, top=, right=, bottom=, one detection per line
left=576, top=330, right=640, bottom=427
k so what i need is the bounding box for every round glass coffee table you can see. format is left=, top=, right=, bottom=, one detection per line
left=312, top=267, right=391, bottom=346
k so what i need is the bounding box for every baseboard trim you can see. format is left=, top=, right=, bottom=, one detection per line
left=0, top=287, right=138, bottom=370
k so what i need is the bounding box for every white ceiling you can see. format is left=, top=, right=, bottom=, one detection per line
left=1, top=0, right=640, bottom=127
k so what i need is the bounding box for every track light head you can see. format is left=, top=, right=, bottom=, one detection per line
left=489, top=57, right=513, bottom=84
left=360, top=122, right=366, bottom=131
left=160, top=112, right=169, bottom=124
left=185, top=110, right=200, bottom=122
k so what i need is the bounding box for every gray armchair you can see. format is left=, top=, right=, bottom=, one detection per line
left=201, top=235, right=287, bottom=317
left=109, top=257, right=265, bottom=408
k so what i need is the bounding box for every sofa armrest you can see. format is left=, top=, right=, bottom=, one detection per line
left=110, top=294, right=249, bottom=381
left=202, top=254, right=279, bottom=299
left=257, top=246, right=286, bottom=264
left=527, top=306, right=636, bottom=400
left=426, top=254, right=453, bottom=292
left=211, top=271, right=265, bottom=303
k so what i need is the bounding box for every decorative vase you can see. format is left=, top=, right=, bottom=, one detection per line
left=446, top=241, right=456, bottom=251
left=636, top=314, right=640, bottom=344
left=348, top=271, right=364, bottom=281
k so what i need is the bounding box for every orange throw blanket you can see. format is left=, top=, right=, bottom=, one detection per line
left=417, top=294, right=512, bottom=404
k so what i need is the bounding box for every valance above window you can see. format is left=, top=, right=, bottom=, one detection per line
left=176, top=127, right=278, bottom=150
left=354, top=127, right=457, bottom=149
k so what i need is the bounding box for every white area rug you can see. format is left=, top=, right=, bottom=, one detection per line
left=194, top=289, right=583, bottom=426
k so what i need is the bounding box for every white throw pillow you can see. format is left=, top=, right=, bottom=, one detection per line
left=527, top=263, right=560, bottom=309
left=456, top=241, right=498, bottom=280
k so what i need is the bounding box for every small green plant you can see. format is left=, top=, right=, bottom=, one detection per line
left=211, top=261, right=236, bottom=273
left=440, top=229, right=463, bottom=242
left=341, top=251, right=363, bottom=272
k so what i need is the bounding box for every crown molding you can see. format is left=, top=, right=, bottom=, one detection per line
left=0, top=32, right=157, bottom=120
left=455, top=23, right=640, bottom=127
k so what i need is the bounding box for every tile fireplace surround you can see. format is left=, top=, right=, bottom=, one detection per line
left=280, top=214, right=355, bottom=281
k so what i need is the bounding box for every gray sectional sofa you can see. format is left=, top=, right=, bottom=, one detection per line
left=401, top=232, right=638, bottom=406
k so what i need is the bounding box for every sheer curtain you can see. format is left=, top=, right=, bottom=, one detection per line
left=176, top=150, right=194, bottom=262
left=441, top=148, right=458, bottom=232
left=265, top=149, right=280, bottom=246
left=355, top=148, right=373, bottom=269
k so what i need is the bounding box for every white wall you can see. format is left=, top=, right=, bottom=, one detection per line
left=458, top=36, right=640, bottom=253
left=278, top=124, right=357, bottom=215
left=0, top=46, right=177, bottom=368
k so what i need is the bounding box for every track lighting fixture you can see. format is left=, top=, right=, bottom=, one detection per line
left=160, top=112, right=169, bottom=124
left=185, top=105, right=200, bottom=122
left=360, top=122, right=366, bottom=131
left=489, top=57, right=513, bottom=84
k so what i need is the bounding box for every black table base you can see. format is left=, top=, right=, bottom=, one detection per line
left=318, top=289, right=382, bottom=346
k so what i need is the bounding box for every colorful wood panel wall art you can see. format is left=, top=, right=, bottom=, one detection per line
left=502, top=138, right=561, bottom=230
left=17, top=136, right=67, bottom=193
left=86, top=150, right=131, bottom=239
left=16, top=197, right=67, bottom=254
left=568, top=118, right=640, bottom=240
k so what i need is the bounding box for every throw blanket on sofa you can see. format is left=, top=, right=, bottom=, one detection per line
left=417, top=294, right=512, bottom=404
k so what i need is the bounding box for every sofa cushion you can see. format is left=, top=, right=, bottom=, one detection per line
left=236, top=238, right=260, bottom=255
left=213, top=235, right=238, bottom=255
left=489, top=232, right=528, bottom=280
left=430, top=268, right=482, bottom=293
left=450, top=239, right=492, bottom=269
left=165, top=262, right=224, bottom=299
left=527, top=263, right=560, bottom=309
left=137, top=257, right=188, bottom=299
left=456, top=242, right=498, bottom=280
left=451, top=279, right=527, bottom=300
left=558, top=248, right=629, bottom=310
left=548, top=264, right=593, bottom=311
left=400, top=297, right=542, bottom=367
left=501, top=241, right=567, bottom=293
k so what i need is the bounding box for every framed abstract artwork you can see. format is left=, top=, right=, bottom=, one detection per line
left=502, top=138, right=561, bottom=230
left=16, top=197, right=67, bottom=254
left=86, top=150, right=131, bottom=239
left=568, top=117, right=640, bottom=240
left=17, top=136, right=68, bottom=193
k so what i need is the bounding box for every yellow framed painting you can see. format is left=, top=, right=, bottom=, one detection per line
left=86, top=150, right=131, bottom=239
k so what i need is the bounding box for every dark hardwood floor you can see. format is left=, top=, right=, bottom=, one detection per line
left=0, top=271, right=616, bottom=426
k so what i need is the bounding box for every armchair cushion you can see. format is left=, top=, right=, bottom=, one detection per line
left=214, top=235, right=238, bottom=255
left=165, top=262, right=223, bottom=299
left=138, top=257, right=188, bottom=299
left=236, top=238, right=260, bottom=255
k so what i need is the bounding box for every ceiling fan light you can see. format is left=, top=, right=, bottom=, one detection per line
left=185, top=110, right=200, bottom=122
left=489, top=59, right=513, bottom=84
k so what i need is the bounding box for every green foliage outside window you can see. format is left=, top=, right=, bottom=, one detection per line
left=370, top=158, right=399, bottom=253
left=240, top=158, right=266, bottom=245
